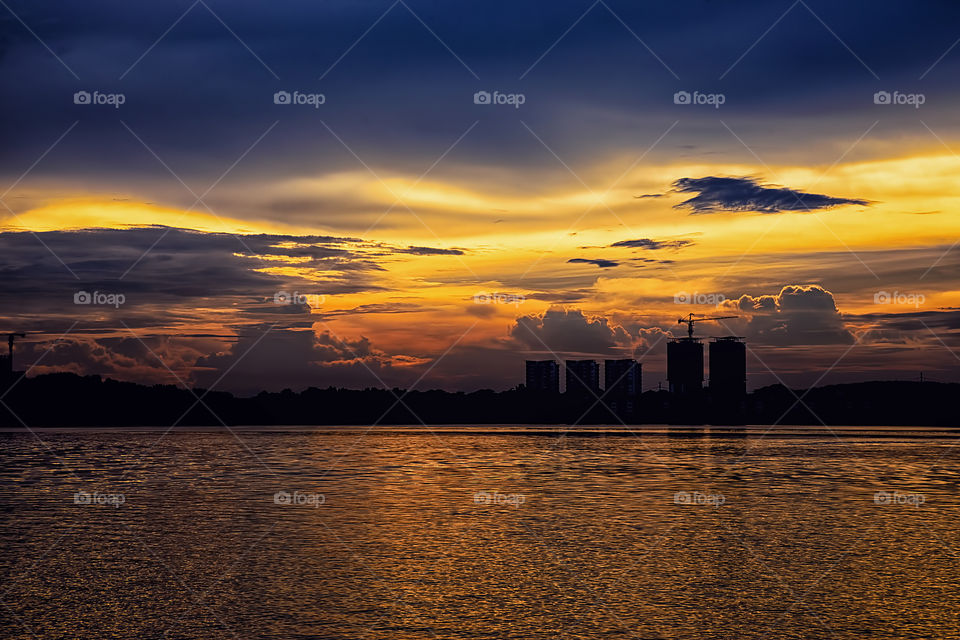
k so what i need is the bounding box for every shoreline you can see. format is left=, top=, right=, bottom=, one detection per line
left=2, top=424, right=959, bottom=438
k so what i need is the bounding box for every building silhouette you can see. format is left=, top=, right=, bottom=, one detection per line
left=667, top=338, right=703, bottom=394
left=565, top=360, right=599, bottom=396
left=709, top=337, right=746, bottom=399
left=525, top=360, right=559, bottom=393
left=604, top=359, right=641, bottom=418
left=604, top=359, right=641, bottom=396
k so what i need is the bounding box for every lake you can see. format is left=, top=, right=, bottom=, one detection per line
left=1, top=427, right=958, bottom=639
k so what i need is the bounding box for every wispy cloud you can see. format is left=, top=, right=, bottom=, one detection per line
left=610, top=238, right=694, bottom=250
left=567, top=258, right=619, bottom=268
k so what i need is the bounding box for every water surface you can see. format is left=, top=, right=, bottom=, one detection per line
left=1, top=429, right=958, bottom=639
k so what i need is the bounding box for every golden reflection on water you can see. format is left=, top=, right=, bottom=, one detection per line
left=1, top=433, right=958, bottom=639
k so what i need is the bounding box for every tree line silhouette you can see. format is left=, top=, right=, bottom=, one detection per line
left=0, top=372, right=956, bottom=427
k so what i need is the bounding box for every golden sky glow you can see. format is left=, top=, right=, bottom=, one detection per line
left=5, top=145, right=960, bottom=391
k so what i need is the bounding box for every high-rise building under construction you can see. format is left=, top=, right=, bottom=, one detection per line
left=667, top=339, right=703, bottom=394
left=709, top=337, right=746, bottom=398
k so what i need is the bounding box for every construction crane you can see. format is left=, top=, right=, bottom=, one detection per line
left=5, top=333, right=25, bottom=373
left=677, top=314, right=736, bottom=339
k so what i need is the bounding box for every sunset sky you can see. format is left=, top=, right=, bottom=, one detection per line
left=3, top=0, right=960, bottom=393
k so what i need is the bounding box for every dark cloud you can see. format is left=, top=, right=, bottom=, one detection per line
left=5, top=0, right=960, bottom=192
left=246, top=300, right=316, bottom=315
left=510, top=308, right=632, bottom=356
left=192, top=326, right=410, bottom=393
left=336, top=302, right=426, bottom=315
left=610, top=238, right=694, bottom=250
left=394, top=246, right=465, bottom=256
left=465, top=304, right=497, bottom=318
left=629, top=258, right=674, bottom=265
left=524, top=289, right=594, bottom=303
left=719, top=284, right=855, bottom=345
left=0, top=224, right=487, bottom=391
left=854, top=308, right=960, bottom=333
left=672, top=177, right=870, bottom=214
left=567, top=258, right=619, bottom=268
left=0, top=226, right=472, bottom=338
left=17, top=334, right=209, bottom=384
